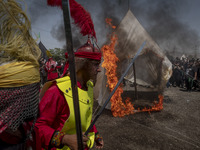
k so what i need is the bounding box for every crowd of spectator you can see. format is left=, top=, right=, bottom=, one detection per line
left=39, top=56, right=200, bottom=92
left=167, top=56, right=200, bottom=92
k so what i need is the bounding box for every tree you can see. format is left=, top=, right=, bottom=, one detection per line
left=49, top=48, right=66, bottom=62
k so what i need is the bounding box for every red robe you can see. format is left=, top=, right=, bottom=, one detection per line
left=46, top=68, right=58, bottom=81
left=35, top=83, right=97, bottom=150
left=45, top=59, right=58, bottom=81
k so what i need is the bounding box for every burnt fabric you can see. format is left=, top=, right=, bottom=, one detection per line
left=0, top=83, right=40, bottom=134
left=96, top=10, right=172, bottom=109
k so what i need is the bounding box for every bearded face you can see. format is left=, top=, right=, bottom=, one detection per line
left=84, top=59, right=101, bottom=85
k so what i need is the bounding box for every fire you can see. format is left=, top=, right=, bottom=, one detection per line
left=138, top=95, right=164, bottom=113
left=105, top=18, right=116, bottom=29
left=102, top=18, right=164, bottom=117
left=101, top=18, right=134, bottom=117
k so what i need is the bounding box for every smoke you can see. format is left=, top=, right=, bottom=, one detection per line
left=49, top=0, right=129, bottom=50
left=48, top=0, right=199, bottom=56
left=24, top=0, right=51, bottom=24
left=50, top=20, right=86, bottom=50
left=130, top=0, right=200, bottom=56
left=51, top=22, right=65, bottom=42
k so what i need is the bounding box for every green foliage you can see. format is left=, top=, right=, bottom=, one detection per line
left=49, top=48, right=66, bottom=61
left=188, top=55, right=193, bottom=60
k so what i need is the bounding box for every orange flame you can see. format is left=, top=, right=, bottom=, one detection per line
left=101, top=18, right=134, bottom=117
left=138, top=95, right=164, bottom=113
left=105, top=18, right=116, bottom=29
left=102, top=18, right=164, bottom=117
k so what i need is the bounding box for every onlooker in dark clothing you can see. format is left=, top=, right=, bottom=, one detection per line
left=167, top=55, right=199, bottom=92
left=192, top=61, right=199, bottom=90
left=185, top=61, right=197, bottom=91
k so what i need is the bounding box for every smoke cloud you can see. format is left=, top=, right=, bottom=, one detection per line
left=49, top=0, right=129, bottom=50
left=25, top=0, right=200, bottom=57
left=134, top=0, right=200, bottom=56
left=50, top=20, right=86, bottom=50
left=24, top=0, right=51, bottom=24
left=49, top=0, right=199, bottom=56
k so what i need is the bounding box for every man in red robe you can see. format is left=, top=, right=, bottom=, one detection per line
left=35, top=39, right=104, bottom=150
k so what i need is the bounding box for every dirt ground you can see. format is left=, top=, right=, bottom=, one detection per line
left=92, top=87, right=200, bottom=150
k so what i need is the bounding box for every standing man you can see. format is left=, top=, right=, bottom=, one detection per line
left=35, top=39, right=104, bottom=150
left=185, top=60, right=196, bottom=91
left=192, top=60, right=199, bottom=91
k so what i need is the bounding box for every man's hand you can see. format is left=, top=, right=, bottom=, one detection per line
left=62, top=134, right=88, bottom=150
left=95, top=138, right=104, bottom=149
left=95, top=134, right=104, bottom=149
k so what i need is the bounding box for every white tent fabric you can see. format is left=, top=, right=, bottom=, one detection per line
left=180, top=54, right=186, bottom=60
left=94, top=10, right=172, bottom=109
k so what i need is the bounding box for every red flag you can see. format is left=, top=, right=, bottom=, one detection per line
left=47, top=0, right=96, bottom=39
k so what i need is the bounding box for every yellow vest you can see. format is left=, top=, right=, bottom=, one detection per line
left=56, top=76, right=95, bottom=150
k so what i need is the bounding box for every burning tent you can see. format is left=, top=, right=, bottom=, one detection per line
left=95, top=10, right=172, bottom=112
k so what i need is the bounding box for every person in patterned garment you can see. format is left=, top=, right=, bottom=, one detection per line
left=0, top=0, right=41, bottom=149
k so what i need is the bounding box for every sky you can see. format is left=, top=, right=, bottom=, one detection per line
left=22, top=0, right=200, bottom=57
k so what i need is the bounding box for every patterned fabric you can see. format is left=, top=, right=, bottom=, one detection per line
left=95, top=133, right=103, bottom=142
left=51, top=131, right=65, bottom=148
left=0, top=82, right=39, bottom=134
left=45, top=58, right=57, bottom=71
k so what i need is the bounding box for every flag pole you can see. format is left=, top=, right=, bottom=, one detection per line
left=62, top=0, right=83, bottom=149
left=39, top=32, right=41, bottom=41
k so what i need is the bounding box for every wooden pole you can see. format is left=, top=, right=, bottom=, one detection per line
left=133, top=62, right=138, bottom=100
left=62, top=0, right=83, bottom=149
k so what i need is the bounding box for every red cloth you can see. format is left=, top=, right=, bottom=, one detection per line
left=61, top=51, right=101, bottom=77
left=56, top=65, right=61, bottom=69
left=35, top=83, right=97, bottom=150
left=45, top=59, right=58, bottom=81
left=45, top=59, right=57, bottom=71
left=0, top=131, right=22, bottom=144
left=47, top=71, right=58, bottom=81
left=65, top=51, right=101, bottom=61
left=0, top=120, right=35, bottom=148
left=61, top=62, right=69, bottom=77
